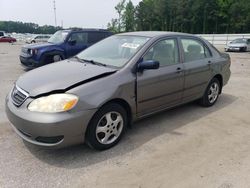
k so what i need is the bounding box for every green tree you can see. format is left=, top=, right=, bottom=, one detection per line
left=109, top=0, right=250, bottom=34
left=107, top=18, right=119, bottom=33
left=115, top=0, right=126, bottom=32
left=0, top=21, right=62, bottom=34
left=123, top=0, right=136, bottom=32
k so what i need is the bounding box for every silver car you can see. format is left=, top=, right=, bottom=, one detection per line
left=225, top=38, right=250, bottom=52
left=26, top=35, right=51, bottom=44
left=6, top=32, right=231, bottom=150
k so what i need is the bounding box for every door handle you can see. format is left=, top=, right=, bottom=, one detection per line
left=176, top=67, right=183, bottom=73
left=208, top=60, right=212, bottom=64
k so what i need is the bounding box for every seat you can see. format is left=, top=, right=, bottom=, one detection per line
left=185, top=44, right=203, bottom=62
left=153, top=43, right=174, bottom=66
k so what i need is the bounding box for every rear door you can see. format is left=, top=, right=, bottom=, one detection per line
left=137, top=38, right=184, bottom=116
left=180, top=37, right=213, bottom=103
left=87, top=32, right=107, bottom=46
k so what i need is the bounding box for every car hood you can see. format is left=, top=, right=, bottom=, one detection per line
left=23, top=42, right=57, bottom=49
left=228, top=43, right=247, bottom=48
left=16, top=59, right=116, bottom=97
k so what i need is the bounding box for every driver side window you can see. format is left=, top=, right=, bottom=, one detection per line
left=143, top=38, right=179, bottom=67
left=68, top=33, right=88, bottom=44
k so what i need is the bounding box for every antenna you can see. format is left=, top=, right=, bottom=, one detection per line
left=53, top=0, right=57, bottom=27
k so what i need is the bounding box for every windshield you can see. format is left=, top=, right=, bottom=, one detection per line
left=48, top=30, right=69, bottom=44
left=231, top=38, right=247, bottom=44
left=77, top=35, right=150, bottom=68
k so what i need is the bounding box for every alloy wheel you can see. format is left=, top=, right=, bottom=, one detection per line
left=208, top=82, right=219, bottom=104
left=95, top=112, right=124, bottom=145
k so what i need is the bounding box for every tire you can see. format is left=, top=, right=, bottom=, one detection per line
left=86, top=103, right=127, bottom=150
left=240, top=47, right=247, bottom=52
left=31, top=40, right=35, bottom=43
left=199, top=78, right=220, bottom=107
left=53, top=54, right=62, bottom=62
left=41, top=53, right=64, bottom=65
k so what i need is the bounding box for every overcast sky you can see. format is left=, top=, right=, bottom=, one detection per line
left=0, top=0, right=141, bottom=28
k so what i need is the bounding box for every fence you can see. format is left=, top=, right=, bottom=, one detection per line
left=197, top=33, right=250, bottom=50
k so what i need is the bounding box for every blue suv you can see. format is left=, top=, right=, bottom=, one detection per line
left=20, top=29, right=113, bottom=68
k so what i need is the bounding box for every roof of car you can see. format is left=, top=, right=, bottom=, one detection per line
left=118, top=31, right=194, bottom=38
left=62, top=28, right=111, bottom=33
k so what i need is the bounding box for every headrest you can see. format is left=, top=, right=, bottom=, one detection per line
left=187, top=44, right=201, bottom=53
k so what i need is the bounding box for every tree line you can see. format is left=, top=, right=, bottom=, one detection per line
left=0, top=21, right=62, bottom=34
left=108, top=0, right=250, bottom=34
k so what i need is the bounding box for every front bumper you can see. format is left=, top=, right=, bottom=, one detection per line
left=19, top=55, right=39, bottom=68
left=225, top=46, right=246, bottom=52
left=5, top=93, right=96, bottom=148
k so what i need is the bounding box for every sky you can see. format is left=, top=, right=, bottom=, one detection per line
left=0, top=0, right=141, bottom=28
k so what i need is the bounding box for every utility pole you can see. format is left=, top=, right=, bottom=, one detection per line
left=53, top=0, right=57, bottom=27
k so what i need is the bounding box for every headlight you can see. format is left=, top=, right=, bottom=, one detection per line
left=28, top=94, right=78, bottom=113
left=29, top=49, right=38, bottom=55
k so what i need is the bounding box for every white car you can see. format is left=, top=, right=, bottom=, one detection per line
left=26, top=35, right=51, bottom=44
left=225, top=38, right=250, bottom=52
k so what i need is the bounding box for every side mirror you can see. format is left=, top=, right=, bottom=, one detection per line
left=68, top=40, right=76, bottom=46
left=137, top=60, right=159, bottom=72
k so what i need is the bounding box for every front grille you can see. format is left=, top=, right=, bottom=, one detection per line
left=21, top=47, right=28, bottom=54
left=11, top=86, right=29, bottom=107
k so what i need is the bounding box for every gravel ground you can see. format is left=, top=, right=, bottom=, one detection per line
left=0, top=43, right=250, bottom=188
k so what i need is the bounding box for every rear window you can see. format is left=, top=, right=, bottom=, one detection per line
left=181, top=38, right=212, bottom=62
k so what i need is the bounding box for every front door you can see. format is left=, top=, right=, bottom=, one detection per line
left=66, top=32, right=88, bottom=58
left=137, top=38, right=184, bottom=116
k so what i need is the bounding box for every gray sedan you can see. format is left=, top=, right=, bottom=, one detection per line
left=5, top=32, right=231, bottom=150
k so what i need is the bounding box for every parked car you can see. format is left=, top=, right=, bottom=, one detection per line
left=225, top=38, right=250, bottom=52
left=0, top=36, right=16, bottom=43
left=26, top=35, right=51, bottom=44
left=0, top=31, right=5, bottom=37
left=6, top=32, right=231, bottom=150
left=19, top=29, right=113, bottom=68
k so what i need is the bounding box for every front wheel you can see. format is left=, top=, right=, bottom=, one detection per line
left=86, top=103, right=127, bottom=150
left=53, top=54, right=62, bottom=62
left=240, top=47, right=247, bottom=52
left=199, top=78, right=220, bottom=107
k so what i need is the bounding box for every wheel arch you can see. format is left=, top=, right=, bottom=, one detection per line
left=213, top=74, right=223, bottom=94
left=40, top=49, right=65, bottom=64
left=100, top=98, right=133, bottom=128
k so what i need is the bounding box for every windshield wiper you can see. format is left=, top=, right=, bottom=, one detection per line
left=81, top=58, right=107, bottom=67
left=73, top=56, right=107, bottom=67
left=72, top=56, right=86, bottom=63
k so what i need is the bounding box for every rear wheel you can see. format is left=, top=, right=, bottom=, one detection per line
left=86, top=103, right=127, bottom=150
left=199, top=78, right=220, bottom=107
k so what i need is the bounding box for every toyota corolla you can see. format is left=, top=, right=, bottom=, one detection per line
left=5, top=32, right=231, bottom=150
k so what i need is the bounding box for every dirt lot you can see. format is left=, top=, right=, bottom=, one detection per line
left=0, top=43, right=250, bottom=188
